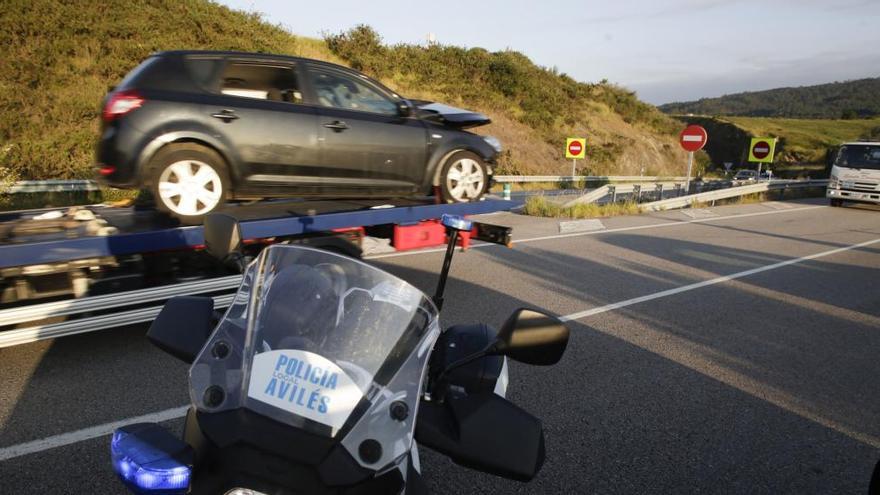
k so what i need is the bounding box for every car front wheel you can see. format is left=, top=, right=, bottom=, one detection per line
left=148, top=144, right=229, bottom=224
left=440, top=151, right=488, bottom=203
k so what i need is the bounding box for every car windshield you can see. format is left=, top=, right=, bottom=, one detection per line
left=189, top=245, right=438, bottom=437
left=835, top=145, right=880, bottom=170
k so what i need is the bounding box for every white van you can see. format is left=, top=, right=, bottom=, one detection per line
left=827, top=142, right=880, bottom=207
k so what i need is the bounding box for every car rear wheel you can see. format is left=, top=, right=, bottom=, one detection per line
left=148, top=144, right=230, bottom=224
left=440, top=151, right=488, bottom=203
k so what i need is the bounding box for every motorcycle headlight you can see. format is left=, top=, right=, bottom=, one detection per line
left=482, top=135, right=502, bottom=153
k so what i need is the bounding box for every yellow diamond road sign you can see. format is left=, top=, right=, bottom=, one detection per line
left=748, top=137, right=777, bottom=163
left=566, top=138, right=587, bottom=159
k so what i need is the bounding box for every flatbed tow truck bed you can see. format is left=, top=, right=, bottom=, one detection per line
left=0, top=197, right=514, bottom=347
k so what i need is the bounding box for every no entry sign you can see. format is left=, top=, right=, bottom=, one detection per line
left=565, top=137, right=586, bottom=159
left=679, top=125, right=708, bottom=152
left=748, top=137, right=776, bottom=163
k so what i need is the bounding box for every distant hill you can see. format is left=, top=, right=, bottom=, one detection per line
left=659, top=78, right=880, bottom=119
left=0, top=0, right=692, bottom=182
left=675, top=115, right=880, bottom=176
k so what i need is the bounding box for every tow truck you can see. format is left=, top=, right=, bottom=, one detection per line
left=0, top=196, right=514, bottom=348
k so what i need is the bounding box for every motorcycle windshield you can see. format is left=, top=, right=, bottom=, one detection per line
left=189, top=245, right=439, bottom=440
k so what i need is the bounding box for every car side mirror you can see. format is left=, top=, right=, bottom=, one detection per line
left=147, top=296, right=215, bottom=363
left=204, top=213, right=244, bottom=270
left=397, top=100, right=414, bottom=117
left=493, top=308, right=569, bottom=365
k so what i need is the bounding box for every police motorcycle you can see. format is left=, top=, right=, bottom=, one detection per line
left=110, top=213, right=570, bottom=494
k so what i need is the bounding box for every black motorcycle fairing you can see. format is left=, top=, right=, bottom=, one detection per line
left=188, top=407, right=375, bottom=489
left=147, top=296, right=215, bottom=363
left=416, top=393, right=545, bottom=482
left=431, top=324, right=503, bottom=395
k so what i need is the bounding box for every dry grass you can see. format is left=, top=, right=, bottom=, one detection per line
left=523, top=195, right=640, bottom=219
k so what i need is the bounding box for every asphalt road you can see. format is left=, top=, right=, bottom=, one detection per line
left=1, top=198, right=879, bottom=493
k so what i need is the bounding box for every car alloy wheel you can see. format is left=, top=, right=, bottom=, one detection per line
left=445, top=158, right=485, bottom=202
left=157, top=160, right=224, bottom=217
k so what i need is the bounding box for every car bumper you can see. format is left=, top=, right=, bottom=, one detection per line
left=94, top=123, right=147, bottom=188
left=827, top=188, right=880, bottom=204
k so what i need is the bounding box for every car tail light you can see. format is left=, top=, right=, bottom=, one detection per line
left=103, top=90, right=144, bottom=122
left=99, top=165, right=116, bottom=176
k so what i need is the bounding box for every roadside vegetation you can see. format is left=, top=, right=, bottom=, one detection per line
left=675, top=115, right=880, bottom=178
left=324, top=26, right=690, bottom=177
left=0, top=188, right=139, bottom=212
left=727, top=116, right=880, bottom=163
left=2, top=0, right=691, bottom=183
left=522, top=195, right=640, bottom=219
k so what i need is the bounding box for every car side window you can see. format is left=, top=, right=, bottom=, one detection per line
left=309, top=68, right=397, bottom=116
left=218, top=62, right=303, bottom=104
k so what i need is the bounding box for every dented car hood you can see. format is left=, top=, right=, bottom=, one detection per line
left=412, top=100, right=491, bottom=129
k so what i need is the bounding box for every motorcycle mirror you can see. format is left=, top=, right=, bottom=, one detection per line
left=492, top=308, right=569, bottom=365
left=204, top=213, right=243, bottom=269
left=147, top=296, right=215, bottom=363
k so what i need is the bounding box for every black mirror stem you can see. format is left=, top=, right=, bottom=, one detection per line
left=431, top=343, right=494, bottom=398
left=432, top=229, right=460, bottom=311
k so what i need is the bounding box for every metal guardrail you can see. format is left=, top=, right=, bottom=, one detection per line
left=494, top=175, right=688, bottom=183
left=0, top=275, right=241, bottom=327
left=640, top=180, right=829, bottom=211
left=561, top=181, right=684, bottom=207
left=0, top=274, right=244, bottom=347
left=0, top=293, right=236, bottom=348
left=5, top=177, right=683, bottom=190
left=3, top=180, right=99, bottom=193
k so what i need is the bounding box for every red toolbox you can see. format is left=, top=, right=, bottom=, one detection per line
left=393, top=220, right=472, bottom=251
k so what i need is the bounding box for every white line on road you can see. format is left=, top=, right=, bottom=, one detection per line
left=367, top=205, right=825, bottom=259
left=2, top=224, right=875, bottom=463
left=0, top=406, right=188, bottom=462
left=560, top=236, right=880, bottom=322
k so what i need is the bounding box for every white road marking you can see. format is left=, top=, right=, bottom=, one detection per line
left=2, top=215, right=874, bottom=463
left=558, top=218, right=605, bottom=234
left=367, top=205, right=825, bottom=259
left=680, top=208, right=718, bottom=219
left=0, top=406, right=188, bottom=462
left=560, top=236, right=880, bottom=322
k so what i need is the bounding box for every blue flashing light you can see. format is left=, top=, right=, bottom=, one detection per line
left=110, top=424, right=193, bottom=494
left=440, top=214, right=473, bottom=232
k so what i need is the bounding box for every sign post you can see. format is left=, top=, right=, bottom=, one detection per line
left=678, top=125, right=708, bottom=195
left=748, top=137, right=777, bottom=180
left=565, top=137, right=587, bottom=177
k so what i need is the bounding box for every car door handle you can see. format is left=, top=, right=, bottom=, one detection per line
left=322, top=120, right=349, bottom=131
left=211, top=110, right=239, bottom=122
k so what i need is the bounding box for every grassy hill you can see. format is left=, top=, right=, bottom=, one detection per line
left=0, top=0, right=692, bottom=183
left=675, top=115, right=880, bottom=176
left=659, top=78, right=880, bottom=119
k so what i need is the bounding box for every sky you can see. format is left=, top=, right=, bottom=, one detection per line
left=217, top=0, right=880, bottom=104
